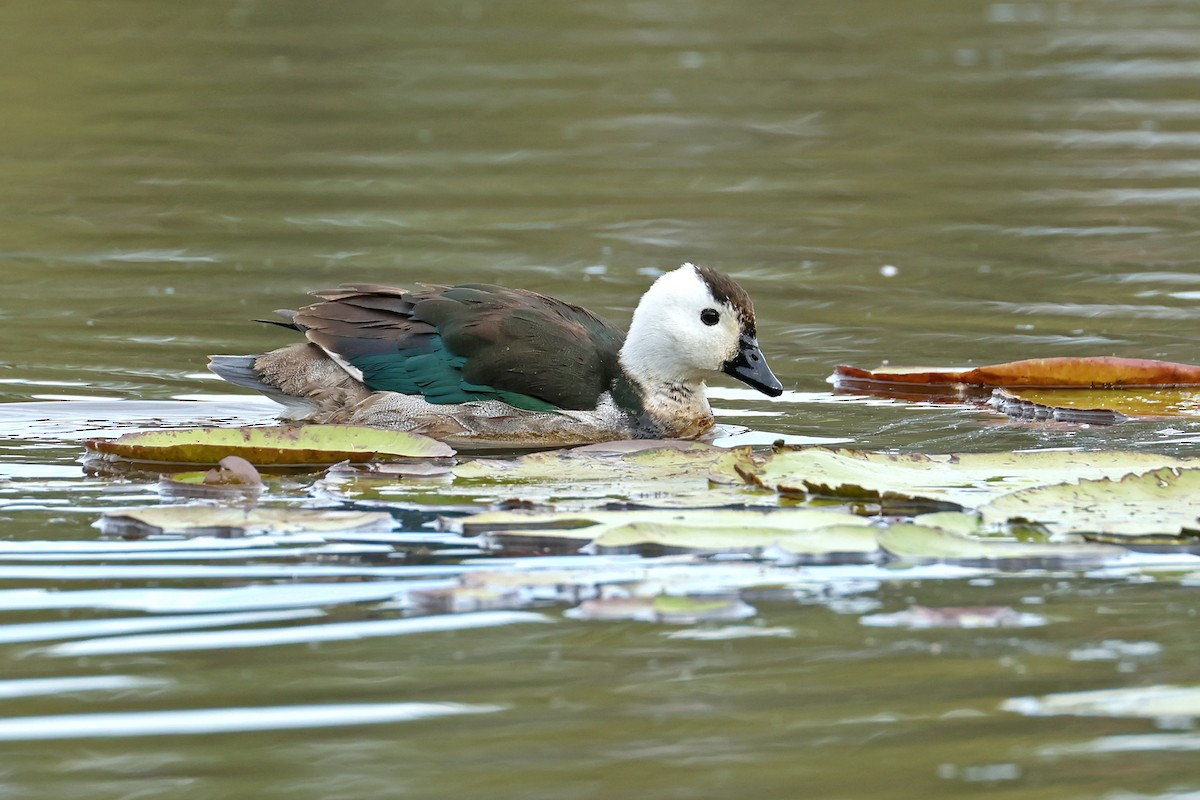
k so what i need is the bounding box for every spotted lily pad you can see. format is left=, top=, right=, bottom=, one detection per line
left=84, top=424, right=454, bottom=467
left=738, top=446, right=1200, bottom=508
left=453, top=440, right=754, bottom=483
left=328, top=441, right=768, bottom=510
left=980, top=466, right=1200, bottom=539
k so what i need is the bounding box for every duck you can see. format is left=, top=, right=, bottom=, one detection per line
left=209, top=263, right=783, bottom=446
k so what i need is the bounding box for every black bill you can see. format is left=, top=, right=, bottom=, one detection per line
left=723, top=335, right=783, bottom=397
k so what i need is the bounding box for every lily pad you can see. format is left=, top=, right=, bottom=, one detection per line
left=159, top=456, right=265, bottom=500
left=452, top=507, right=868, bottom=536
left=589, top=521, right=879, bottom=559
left=861, top=605, right=1049, bottom=629
left=564, top=594, right=756, bottom=624
left=454, top=508, right=875, bottom=559
left=980, top=466, right=1200, bottom=539
left=991, top=386, right=1200, bottom=421
left=877, top=523, right=1122, bottom=565
left=327, top=441, right=769, bottom=510
left=84, top=425, right=454, bottom=468
left=97, top=507, right=396, bottom=539
left=739, top=446, right=1200, bottom=508
left=834, top=356, right=1200, bottom=391
left=453, top=440, right=752, bottom=483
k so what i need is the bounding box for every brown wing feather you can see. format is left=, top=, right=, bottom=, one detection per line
left=287, top=283, right=626, bottom=410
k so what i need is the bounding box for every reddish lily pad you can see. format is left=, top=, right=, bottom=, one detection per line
left=834, top=357, right=1200, bottom=392
left=84, top=424, right=455, bottom=467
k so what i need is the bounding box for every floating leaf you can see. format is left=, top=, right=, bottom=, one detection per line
left=877, top=523, right=1121, bottom=565
left=834, top=356, right=1200, bottom=392
left=739, top=446, right=1200, bottom=508
left=453, top=440, right=750, bottom=483
left=84, top=424, right=454, bottom=468
left=991, top=387, right=1200, bottom=421
left=97, top=507, right=395, bottom=539
left=454, top=508, right=875, bottom=559
left=981, top=466, right=1200, bottom=539
left=1003, top=685, right=1200, bottom=719
left=159, top=455, right=265, bottom=500
left=564, top=594, right=756, bottom=624
left=326, top=460, right=455, bottom=480
left=590, top=521, right=879, bottom=559
left=861, top=605, right=1049, bottom=629
left=453, top=507, right=868, bottom=536
left=327, top=441, right=769, bottom=510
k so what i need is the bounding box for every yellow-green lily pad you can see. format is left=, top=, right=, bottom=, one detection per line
left=453, top=507, right=869, bottom=536
left=84, top=424, right=454, bottom=467
left=327, top=441, right=770, bottom=510
left=564, top=594, right=755, bottom=623
left=991, top=386, right=1200, bottom=421
left=456, top=508, right=876, bottom=558
left=877, top=523, right=1122, bottom=565
left=738, top=446, right=1200, bottom=508
left=591, top=521, right=879, bottom=558
left=453, top=440, right=753, bottom=483
left=981, top=466, right=1200, bottom=539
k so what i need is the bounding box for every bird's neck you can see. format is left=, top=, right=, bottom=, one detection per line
left=611, top=368, right=715, bottom=439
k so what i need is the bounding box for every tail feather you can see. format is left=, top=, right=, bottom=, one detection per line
left=207, top=354, right=315, bottom=415
left=253, top=310, right=301, bottom=331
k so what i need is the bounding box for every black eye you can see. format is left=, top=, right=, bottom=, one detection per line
left=700, top=308, right=720, bottom=326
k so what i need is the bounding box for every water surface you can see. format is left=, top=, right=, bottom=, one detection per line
left=2, top=1, right=1200, bottom=797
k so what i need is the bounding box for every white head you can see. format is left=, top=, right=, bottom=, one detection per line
left=619, top=263, right=782, bottom=397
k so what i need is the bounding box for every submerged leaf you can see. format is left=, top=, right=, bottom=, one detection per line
left=878, top=523, right=1121, bottom=565
left=981, top=466, right=1200, bottom=538
left=84, top=425, right=454, bottom=467
left=97, top=507, right=395, bottom=539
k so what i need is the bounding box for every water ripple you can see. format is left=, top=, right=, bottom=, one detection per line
left=0, top=702, right=502, bottom=741
left=43, top=610, right=551, bottom=656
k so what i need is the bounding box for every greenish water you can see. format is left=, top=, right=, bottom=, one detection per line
left=3, top=1, right=1200, bottom=797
